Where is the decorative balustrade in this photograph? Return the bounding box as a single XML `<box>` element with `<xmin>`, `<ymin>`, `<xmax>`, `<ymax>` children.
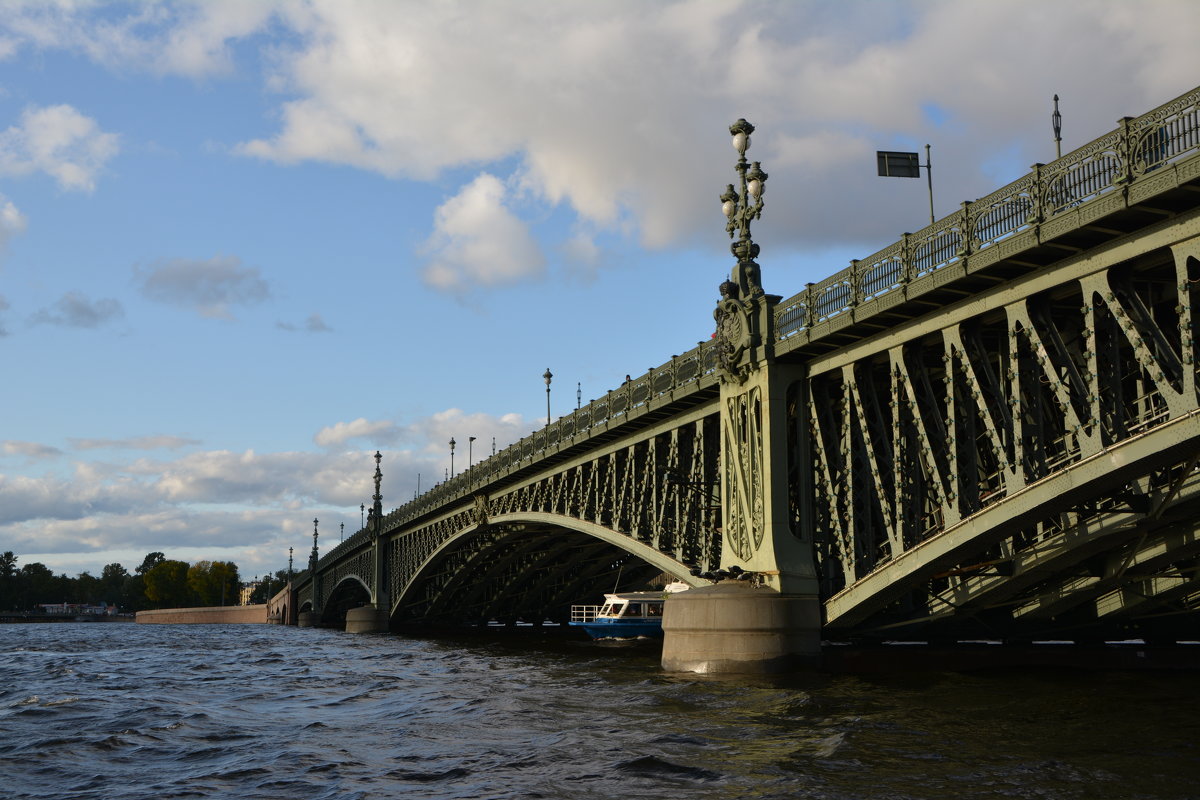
<box><xmin>775</xmin><ymin>85</ymin><xmax>1200</xmax><ymax>341</ymax></box>
<box><xmin>344</xmin><ymin>340</ymin><xmax>722</xmax><ymax>544</ymax></box>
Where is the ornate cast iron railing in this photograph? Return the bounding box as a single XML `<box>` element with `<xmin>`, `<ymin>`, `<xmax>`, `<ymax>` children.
<box><xmin>776</xmin><ymin>85</ymin><xmax>1200</xmax><ymax>340</ymax></box>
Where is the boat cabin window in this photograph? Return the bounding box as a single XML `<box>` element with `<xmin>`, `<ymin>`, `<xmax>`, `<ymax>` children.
<box><xmin>599</xmin><ymin>603</ymin><xmax>615</xmax><ymax>616</ymax></box>
<box><xmin>623</xmin><ymin>603</ymin><xmax>641</xmax><ymax>617</ymax></box>
<box><xmin>647</xmin><ymin>602</ymin><xmax>663</xmax><ymax>617</ymax></box>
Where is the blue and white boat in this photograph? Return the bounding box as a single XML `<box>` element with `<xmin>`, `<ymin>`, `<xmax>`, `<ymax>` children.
<box><xmin>569</xmin><ymin>583</ymin><xmax>689</xmax><ymax>639</ymax></box>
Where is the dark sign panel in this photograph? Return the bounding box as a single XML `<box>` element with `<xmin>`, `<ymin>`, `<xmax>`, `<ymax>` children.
<box><xmin>877</xmin><ymin>151</ymin><xmax>921</xmax><ymax>178</ymax></box>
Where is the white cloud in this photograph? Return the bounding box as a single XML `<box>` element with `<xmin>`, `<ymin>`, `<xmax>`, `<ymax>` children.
<box><xmin>2</xmin><ymin>440</ymin><xmax>63</xmax><ymax>459</ymax></box>
<box><xmin>69</xmin><ymin>435</ymin><xmax>201</xmax><ymax>452</ymax></box>
<box><xmin>314</xmin><ymin>418</ymin><xmax>400</xmax><ymax>448</ymax></box>
<box><xmin>0</xmin><ymin>1</ymin><xmax>275</xmax><ymax>78</ymax></box>
<box><xmin>278</xmin><ymin>311</ymin><xmax>332</xmax><ymax>333</ymax></box>
<box><xmin>421</xmin><ymin>173</ymin><xmax>545</xmax><ymax>292</ymax></box>
<box><xmin>4</xmin><ymin>2</ymin><xmax>1200</xmax><ymax>259</ymax></box>
<box><xmin>0</xmin><ymin>406</ymin><xmax>531</xmax><ymax>575</ymax></box>
<box><xmin>0</xmin><ymin>194</ymin><xmax>28</xmax><ymax>249</ymax></box>
<box><xmin>136</xmin><ymin>255</ymin><xmax>269</xmax><ymax>319</ymax></box>
<box><xmin>30</xmin><ymin>290</ymin><xmax>123</xmax><ymax>328</ymax></box>
<box><xmin>0</xmin><ymin>104</ymin><xmax>119</xmax><ymax>192</ymax></box>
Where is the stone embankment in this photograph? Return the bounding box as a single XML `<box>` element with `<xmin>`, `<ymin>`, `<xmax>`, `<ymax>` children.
<box><xmin>136</xmin><ymin>604</ymin><xmax>268</xmax><ymax>624</ymax></box>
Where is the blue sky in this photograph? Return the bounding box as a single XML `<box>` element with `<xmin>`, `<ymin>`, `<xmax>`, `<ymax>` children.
<box><xmin>2</xmin><ymin>0</ymin><xmax>1199</xmax><ymax>581</ymax></box>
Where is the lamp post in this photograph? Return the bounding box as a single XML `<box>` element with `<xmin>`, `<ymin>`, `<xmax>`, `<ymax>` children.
<box><xmin>721</xmin><ymin>118</ymin><xmax>768</xmax><ymax>298</ymax></box>
<box><xmin>468</xmin><ymin>436</ymin><xmax>476</xmax><ymax>468</ymax></box>
<box><xmin>360</xmin><ymin>503</ymin><xmax>365</xmax><ymax>529</ymax></box>
<box><xmin>340</xmin><ymin>521</ymin><xmax>344</xmax><ymax>543</ymax></box>
<box><xmin>577</xmin><ymin>381</ymin><xmax>581</xmax><ymax>410</ymax></box>
<box><xmin>1052</xmin><ymin>94</ymin><xmax>1062</xmax><ymax>160</ymax></box>
<box><xmin>543</xmin><ymin>368</ymin><xmax>553</xmax><ymax>425</ymax></box>
<box><xmin>449</xmin><ymin>437</ymin><xmax>456</xmax><ymax>477</ymax></box>
<box><xmin>288</xmin><ymin>547</ymin><xmax>293</xmax><ymax>582</ymax></box>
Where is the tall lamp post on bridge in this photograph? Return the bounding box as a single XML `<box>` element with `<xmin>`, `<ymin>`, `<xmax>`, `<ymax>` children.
<box><xmin>1052</xmin><ymin>94</ymin><xmax>1063</xmax><ymax>159</ymax></box>
<box><xmin>288</xmin><ymin>547</ymin><xmax>293</xmax><ymax>582</ymax></box>
<box><xmin>468</xmin><ymin>436</ymin><xmax>476</xmax><ymax>468</ymax></box>
<box><xmin>543</xmin><ymin>368</ymin><xmax>553</xmax><ymax>426</ymax></box>
<box><xmin>360</xmin><ymin>503</ymin><xmax>364</xmax><ymax>530</ymax></box>
<box><xmin>449</xmin><ymin>437</ymin><xmax>456</xmax><ymax>477</ymax></box>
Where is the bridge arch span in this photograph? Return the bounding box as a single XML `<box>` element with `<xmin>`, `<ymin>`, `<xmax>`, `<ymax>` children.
<box><xmin>825</xmin><ymin>410</ymin><xmax>1200</xmax><ymax>640</ymax></box>
<box><xmin>319</xmin><ymin>575</ymin><xmax>373</xmax><ymax>627</ymax></box>
<box><xmin>388</xmin><ymin>511</ymin><xmax>704</xmax><ymax>627</ymax></box>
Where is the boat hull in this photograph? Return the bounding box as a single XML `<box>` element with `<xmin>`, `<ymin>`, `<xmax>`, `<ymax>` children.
<box><xmin>570</xmin><ymin>619</ymin><xmax>663</xmax><ymax>639</ymax></box>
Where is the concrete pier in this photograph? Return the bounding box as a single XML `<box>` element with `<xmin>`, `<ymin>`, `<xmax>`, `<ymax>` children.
<box><xmin>345</xmin><ymin>605</ymin><xmax>389</xmax><ymax>633</ymax></box>
<box><xmin>660</xmin><ymin>581</ymin><xmax>820</xmax><ymax>674</ymax></box>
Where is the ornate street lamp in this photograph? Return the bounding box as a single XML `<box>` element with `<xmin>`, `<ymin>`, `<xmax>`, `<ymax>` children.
<box><xmin>577</xmin><ymin>381</ymin><xmax>581</xmax><ymax>410</ymax></box>
<box><xmin>288</xmin><ymin>547</ymin><xmax>293</xmax><ymax>581</ymax></box>
<box><xmin>1052</xmin><ymin>94</ymin><xmax>1063</xmax><ymax>159</ymax></box>
<box><xmin>468</xmin><ymin>436</ymin><xmax>476</xmax><ymax>468</ymax></box>
<box><xmin>449</xmin><ymin>437</ymin><xmax>456</xmax><ymax>477</ymax></box>
<box><xmin>340</xmin><ymin>521</ymin><xmax>344</xmax><ymax>542</ymax></box>
<box><xmin>543</xmin><ymin>368</ymin><xmax>553</xmax><ymax>426</ymax></box>
<box><xmin>360</xmin><ymin>503</ymin><xmax>365</xmax><ymax>529</ymax></box>
<box><xmin>310</xmin><ymin>517</ymin><xmax>319</xmax><ymax>572</ymax></box>
<box><xmin>721</xmin><ymin>118</ymin><xmax>768</xmax><ymax>299</ymax></box>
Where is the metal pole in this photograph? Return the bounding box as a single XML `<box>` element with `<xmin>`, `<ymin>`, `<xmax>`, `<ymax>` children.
<box><xmin>543</xmin><ymin>368</ymin><xmax>553</xmax><ymax>426</ymax></box>
<box><xmin>449</xmin><ymin>437</ymin><xmax>456</xmax><ymax>477</ymax></box>
<box><xmin>925</xmin><ymin>143</ymin><xmax>934</xmax><ymax>225</ymax></box>
<box><xmin>469</xmin><ymin>436</ymin><xmax>476</xmax><ymax>468</ymax></box>
<box><xmin>1052</xmin><ymin>94</ymin><xmax>1062</xmax><ymax>160</ymax></box>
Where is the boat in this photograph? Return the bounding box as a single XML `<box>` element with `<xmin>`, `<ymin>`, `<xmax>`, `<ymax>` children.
<box><xmin>569</xmin><ymin>582</ymin><xmax>689</xmax><ymax>639</ymax></box>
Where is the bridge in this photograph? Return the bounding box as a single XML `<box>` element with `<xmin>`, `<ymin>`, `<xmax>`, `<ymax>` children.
<box><xmin>285</xmin><ymin>84</ymin><xmax>1200</xmax><ymax>671</ymax></box>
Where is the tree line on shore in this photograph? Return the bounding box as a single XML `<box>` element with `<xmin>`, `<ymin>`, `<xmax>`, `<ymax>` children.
<box><xmin>0</xmin><ymin>551</ymin><xmax>290</xmax><ymax>613</ymax></box>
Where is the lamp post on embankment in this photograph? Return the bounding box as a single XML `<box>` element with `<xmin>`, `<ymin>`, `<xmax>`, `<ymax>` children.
<box><xmin>660</xmin><ymin>118</ymin><xmax>821</xmax><ymax>675</ymax></box>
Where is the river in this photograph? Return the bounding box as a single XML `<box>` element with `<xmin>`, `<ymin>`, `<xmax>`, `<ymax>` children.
<box><xmin>1</xmin><ymin>623</ymin><xmax>1197</xmax><ymax>799</ymax></box>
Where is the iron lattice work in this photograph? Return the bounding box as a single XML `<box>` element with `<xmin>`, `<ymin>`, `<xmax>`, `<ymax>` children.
<box><xmin>807</xmin><ymin>231</ymin><xmax>1200</xmax><ymax>641</ymax></box>
<box><xmin>381</xmin><ymin>415</ymin><xmax>721</xmax><ymax>624</ymax></box>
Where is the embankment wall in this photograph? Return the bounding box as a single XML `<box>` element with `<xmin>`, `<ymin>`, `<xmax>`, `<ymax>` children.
<box><xmin>136</xmin><ymin>604</ymin><xmax>268</xmax><ymax>624</ymax></box>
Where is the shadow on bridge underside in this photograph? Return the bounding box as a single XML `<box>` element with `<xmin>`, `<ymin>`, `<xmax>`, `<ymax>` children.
<box><xmin>388</xmin><ymin>519</ymin><xmax>686</xmax><ymax>629</ymax></box>
<box><xmin>825</xmin><ymin>411</ymin><xmax>1200</xmax><ymax>643</ymax></box>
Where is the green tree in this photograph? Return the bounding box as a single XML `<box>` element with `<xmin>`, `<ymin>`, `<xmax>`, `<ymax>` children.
<box><xmin>143</xmin><ymin>560</ymin><xmax>191</xmax><ymax>608</ymax></box>
<box><xmin>0</xmin><ymin>551</ymin><xmax>17</xmax><ymax>610</ymax></box>
<box><xmin>17</xmin><ymin>562</ymin><xmax>54</xmax><ymax>609</ymax></box>
<box><xmin>136</xmin><ymin>552</ymin><xmax>166</xmax><ymax>575</ymax></box>
<box><xmin>74</xmin><ymin>571</ymin><xmax>100</xmax><ymax>604</ymax></box>
<box><xmin>100</xmin><ymin>563</ymin><xmax>129</xmax><ymax>606</ymax></box>
<box><xmin>187</xmin><ymin>560</ymin><xmax>240</xmax><ymax>606</ymax></box>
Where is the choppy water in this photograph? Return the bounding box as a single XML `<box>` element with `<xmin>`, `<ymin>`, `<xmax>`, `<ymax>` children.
<box><xmin>1</xmin><ymin>623</ymin><xmax>1198</xmax><ymax>800</ymax></box>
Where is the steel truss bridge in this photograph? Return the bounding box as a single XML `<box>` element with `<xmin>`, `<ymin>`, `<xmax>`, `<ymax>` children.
<box><xmin>291</xmin><ymin>85</ymin><xmax>1200</xmax><ymax>644</ymax></box>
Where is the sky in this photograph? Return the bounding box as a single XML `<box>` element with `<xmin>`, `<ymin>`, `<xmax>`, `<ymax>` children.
<box><xmin>2</xmin><ymin>0</ymin><xmax>1199</xmax><ymax>582</ymax></box>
